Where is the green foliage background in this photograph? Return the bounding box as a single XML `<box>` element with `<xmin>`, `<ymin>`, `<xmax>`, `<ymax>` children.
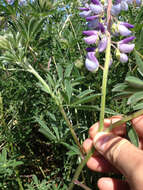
<box><xmin>0</xmin><ymin>0</ymin><xmax>143</xmax><ymax>189</ymax></box>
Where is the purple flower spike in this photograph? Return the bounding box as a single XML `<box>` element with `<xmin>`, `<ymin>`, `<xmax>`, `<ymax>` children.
<box><xmin>119</xmin><ymin>43</ymin><xmax>135</xmax><ymax>53</ymax></box>
<box><xmin>119</xmin><ymin>36</ymin><xmax>136</xmax><ymax>44</ymax></box>
<box><xmin>90</xmin><ymin>4</ymin><xmax>103</xmax><ymax>14</ymax></box>
<box><xmin>84</xmin><ymin>34</ymin><xmax>98</xmax><ymax>44</ymax></box>
<box><xmin>91</xmin><ymin>0</ymin><xmax>100</xmax><ymax>5</ymax></box>
<box><xmin>98</xmin><ymin>36</ymin><xmax>107</xmax><ymax>52</ymax></box>
<box><xmin>120</xmin><ymin>22</ymin><xmax>134</xmax><ymax>28</ymax></box>
<box><xmin>86</xmin><ymin>15</ymin><xmax>99</xmax><ymax>21</ymax></box>
<box><xmin>120</xmin><ymin>53</ymin><xmax>128</xmax><ymax>63</ymax></box>
<box><xmin>85</xmin><ymin>52</ymin><xmax>99</xmax><ymax>72</ymax></box>
<box><xmin>118</xmin><ymin>24</ymin><xmax>132</xmax><ymax>36</ymax></box>
<box><xmin>83</xmin><ymin>30</ymin><xmax>98</xmax><ymax>36</ymax></box>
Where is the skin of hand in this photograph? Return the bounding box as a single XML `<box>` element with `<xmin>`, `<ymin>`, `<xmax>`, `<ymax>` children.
<box><xmin>83</xmin><ymin>115</ymin><xmax>143</xmax><ymax>190</ymax></box>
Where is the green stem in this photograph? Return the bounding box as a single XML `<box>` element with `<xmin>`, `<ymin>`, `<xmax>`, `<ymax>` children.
<box><xmin>99</xmin><ymin>32</ymin><xmax>111</xmax><ymax>131</ymax></box>
<box><xmin>68</xmin><ymin>148</ymin><xmax>94</xmax><ymax>190</ymax></box>
<box><xmin>28</xmin><ymin>64</ymin><xmax>84</xmax><ymax>155</ymax></box>
<box><xmin>15</xmin><ymin>170</ymin><xmax>24</xmax><ymax>190</ymax></box>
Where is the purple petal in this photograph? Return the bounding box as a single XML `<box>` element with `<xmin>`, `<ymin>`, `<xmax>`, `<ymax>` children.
<box><xmin>119</xmin><ymin>36</ymin><xmax>136</xmax><ymax>44</ymax></box>
<box><xmin>119</xmin><ymin>44</ymin><xmax>135</xmax><ymax>53</ymax></box>
<box><xmin>111</xmin><ymin>4</ymin><xmax>121</xmax><ymax>16</ymax></box>
<box><xmin>91</xmin><ymin>0</ymin><xmax>100</xmax><ymax>5</ymax></box>
<box><xmin>86</xmin><ymin>47</ymin><xmax>96</xmax><ymax>52</ymax></box>
<box><xmin>120</xmin><ymin>53</ymin><xmax>128</xmax><ymax>63</ymax></box>
<box><xmin>84</xmin><ymin>35</ymin><xmax>98</xmax><ymax>44</ymax></box>
<box><xmin>83</xmin><ymin>30</ymin><xmax>98</xmax><ymax>36</ymax></box>
<box><xmin>120</xmin><ymin>22</ymin><xmax>134</xmax><ymax>28</ymax></box>
<box><xmin>98</xmin><ymin>23</ymin><xmax>105</xmax><ymax>33</ymax></box>
<box><xmin>98</xmin><ymin>36</ymin><xmax>107</xmax><ymax>52</ymax></box>
<box><xmin>86</xmin><ymin>15</ymin><xmax>99</xmax><ymax>21</ymax></box>
<box><xmin>118</xmin><ymin>24</ymin><xmax>132</xmax><ymax>36</ymax></box>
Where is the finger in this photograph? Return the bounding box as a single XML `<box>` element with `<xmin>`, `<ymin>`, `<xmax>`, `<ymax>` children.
<box><xmin>93</xmin><ymin>132</ymin><xmax>143</xmax><ymax>187</ymax></box>
<box><xmin>97</xmin><ymin>178</ymin><xmax>130</xmax><ymax>190</ymax></box>
<box><xmin>132</xmin><ymin>115</ymin><xmax>143</xmax><ymax>137</ymax></box>
<box><xmin>86</xmin><ymin>153</ymin><xmax>117</xmax><ymax>173</ymax></box>
<box><xmin>89</xmin><ymin>116</ymin><xmax>126</xmax><ymax>139</ymax></box>
<box><xmin>83</xmin><ymin>138</ymin><xmax>118</xmax><ymax>173</ymax></box>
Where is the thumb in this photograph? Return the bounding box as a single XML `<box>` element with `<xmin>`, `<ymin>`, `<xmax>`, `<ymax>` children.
<box><xmin>93</xmin><ymin>132</ymin><xmax>143</xmax><ymax>186</ymax></box>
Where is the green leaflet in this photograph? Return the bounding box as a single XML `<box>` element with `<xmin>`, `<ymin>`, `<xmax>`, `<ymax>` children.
<box><xmin>135</xmin><ymin>51</ymin><xmax>143</xmax><ymax>74</ymax></box>
<box><xmin>125</xmin><ymin>76</ymin><xmax>143</xmax><ymax>89</ymax></box>
<box><xmin>127</xmin><ymin>122</ymin><xmax>139</xmax><ymax>147</ymax></box>
<box><xmin>127</xmin><ymin>91</ymin><xmax>143</xmax><ymax>105</ymax></box>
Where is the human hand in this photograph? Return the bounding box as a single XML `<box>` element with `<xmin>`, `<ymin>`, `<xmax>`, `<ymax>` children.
<box><xmin>83</xmin><ymin>115</ymin><xmax>143</xmax><ymax>190</ymax></box>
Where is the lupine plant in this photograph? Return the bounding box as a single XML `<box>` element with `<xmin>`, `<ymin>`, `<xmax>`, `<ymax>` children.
<box><xmin>0</xmin><ymin>0</ymin><xmax>143</xmax><ymax>189</ymax></box>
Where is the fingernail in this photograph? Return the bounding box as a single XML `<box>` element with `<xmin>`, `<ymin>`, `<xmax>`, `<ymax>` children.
<box><xmin>93</xmin><ymin>132</ymin><xmax>113</xmax><ymax>154</ymax></box>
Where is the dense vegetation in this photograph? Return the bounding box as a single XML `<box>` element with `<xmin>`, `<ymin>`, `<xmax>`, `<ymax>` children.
<box><xmin>0</xmin><ymin>0</ymin><xmax>143</xmax><ymax>189</ymax></box>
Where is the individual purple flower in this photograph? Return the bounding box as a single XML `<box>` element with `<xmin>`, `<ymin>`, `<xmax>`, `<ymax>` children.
<box><xmin>6</xmin><ymin>0</ymin><xmax>14</xmax><ymax>4</ymax></box>
<box><xmin>136</xmin><ymin>0</ymin><xmax>142</xmax><ymax>6</ymax></box>
<box><xmin>90</xmin><ymin>4</ymin><xmax>103</xmax><ymax>14</ymax></box>
<box><xmin>120</xmin><ymin>53</ymin><xmax>128</xmax><ymax>63</ymax></box>
<box><xmin>85</xmin><ymin>52</ymin><xmax>99</xmax><ymax>72</ymax></box>
<box><xmin>125</xmin><ymin>0</ymin><xmax>133</xmax><ymax>4</ymax></box>
<box><xmin>118</xmin><ymin>43</ymin><xmax>135</xmax><ymax>53</ymax></box>
<box><xmin>119</xmin><ymin>36</ymin><xmax>135</xmax><ymax>44</ymax></box>
<box><xmin>84</xmin><ymin>34</ymin><xmax>99</xmax><ymax>44</ymax></box>
<box><xmin>118</xmin><ymin>24</ymin><xmax>132</xmax><ymax>36</ymax></box>
<box><xmin>98</xmin><ymin>36</ymin><xmax>107</xmax><ymax>52</ymax></box>
<box><xmin>111</xmin><ymin>4</ymin><xmax>121</xmax><ymax>16</ymax></box>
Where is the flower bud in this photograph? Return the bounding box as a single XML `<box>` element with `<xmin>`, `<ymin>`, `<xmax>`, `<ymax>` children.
<box><xmin>119</xmin><ymin>36</ymin><xmax>135</xmax><ymax>44</ymax></box>
<box><xmin>120</xmin><ymin>53</ymin><xmax>128</xmax><ymax>63</ymax></box>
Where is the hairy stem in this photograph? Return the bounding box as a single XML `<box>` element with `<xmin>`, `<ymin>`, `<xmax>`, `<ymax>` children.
<box><xmin>99</xmin><ymin>32</ymin><xmax>111</xmax><ymax>131</ymax></box>
<box><xmin>99</xmin><ymin>0</ymin><xmax>112</xmax><ymax>131</ymax></box>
